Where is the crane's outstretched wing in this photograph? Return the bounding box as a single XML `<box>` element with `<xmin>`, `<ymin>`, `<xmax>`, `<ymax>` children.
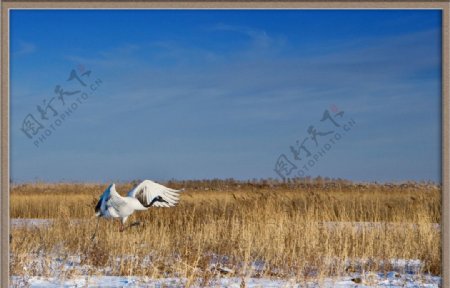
<box><xmin>95</xmin><ymin>183</ymin><xmax>127</xmax><ymax>217</ymax></box>
<box><xmin>127</xmin><ymin>180</ymin><xmax>182</xmax><ymax>208</ymax></box>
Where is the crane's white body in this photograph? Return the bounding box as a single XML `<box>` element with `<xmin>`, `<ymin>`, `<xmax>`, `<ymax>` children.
<box><xmin>95</xmin><ymin>180</ymin><xmax>182</xmax><ymax>230</ymax></box>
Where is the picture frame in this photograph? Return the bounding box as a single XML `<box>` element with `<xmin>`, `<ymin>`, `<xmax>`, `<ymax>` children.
<box><xmin>1</xmin><ymin>1</ymin><xmax>449</xmax><ymax>287</ymax></box>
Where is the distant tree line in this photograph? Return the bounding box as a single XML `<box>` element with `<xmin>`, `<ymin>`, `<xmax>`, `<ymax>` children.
<box><xmin>127</xmin><ymin>177</ymin><xmax>440</xmax><ymax>192</ymax></box>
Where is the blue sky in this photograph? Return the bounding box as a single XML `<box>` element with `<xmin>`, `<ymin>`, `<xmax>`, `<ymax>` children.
<box><xmin>10</xmin><ymin>10</ymin><xmax>442</xmax><ymax>183</ymax></box>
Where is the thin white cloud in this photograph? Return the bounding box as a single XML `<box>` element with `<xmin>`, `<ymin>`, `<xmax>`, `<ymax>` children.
<box><xmin>212</xmin><ymin>23</ymin><xmax>272</xmax><ymax>47</ymax></box>
<box><xmin>59</xmin><ymin>26</ymin><xmax>439</xmax><ymax>126</ymax></box>
<box><xmin>209</xmin><ymin>23</ymin><xmax>288</xmax><ymax>53</ymax></box>
<box><xmin>13</xmin><ymin>41</ymin><xmax>36</xmax><ymax>56</ymax></box>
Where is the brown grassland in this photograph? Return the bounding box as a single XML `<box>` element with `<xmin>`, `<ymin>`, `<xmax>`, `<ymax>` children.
<box><xmin>10</xmin><ymin>179</ymin><xmax>441</xmax><ymax>284</ymax></box>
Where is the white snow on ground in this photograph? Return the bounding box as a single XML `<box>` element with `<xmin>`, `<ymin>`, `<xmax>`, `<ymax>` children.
<box><xmin>10</xmin><ymin>273</ymin><xmax>441</xmax><ymax>287</ymax></box>
<box><xmin>10</xmin><ymin>250</ymin><xmax>441</xmax><ymax>287</ymax></box>
<box><xmin>11</xmin><ymin>219</ymin><xmax>441</xmax><ymax>231</ymax></box>
<box><xmin>11</xmin><ymin>219</ymin><xmax>441</xmax><ymax>287</ymax></box>
<box><xmin>11</xmin><ymin>218</ymin><xmax>53</xmax><ymax>228</ymax></box>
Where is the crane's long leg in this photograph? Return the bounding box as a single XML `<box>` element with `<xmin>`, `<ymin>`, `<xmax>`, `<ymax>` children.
<box><xmin>128</xmin><ymin>221</ymin><xmax>141</xmax><ymax>231</ymax></box>
<box><xmin>91</xmin><ymin>217</ymin><xmax>100</xmax><ymax>241</ymax></box>
<box><xmin>130</xmin><ymin>221</ymin><xmax>141</xmax><ymax>227</ymax></box>
<box><xmin>120</xmin><ymin>221</ymin><xmax>141</xmax><ymax>232</ymax></box>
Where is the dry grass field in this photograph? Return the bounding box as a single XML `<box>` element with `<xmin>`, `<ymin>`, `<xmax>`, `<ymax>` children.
<box><xmin>10</xmin><ymin>179</ymin><xmax>441</xmax><ymax>286</ymax></box>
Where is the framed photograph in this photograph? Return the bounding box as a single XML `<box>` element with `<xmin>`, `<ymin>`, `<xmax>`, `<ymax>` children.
<box><xmin>1</xmin><ymin>1</ymin><xmax>449</xmax><ymax>287</ymax></box>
